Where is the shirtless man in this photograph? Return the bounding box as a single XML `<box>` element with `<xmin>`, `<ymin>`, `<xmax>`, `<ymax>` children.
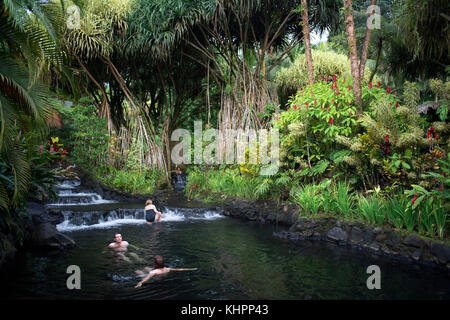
<box><xmin>135</xmin><ymin>255</ymin><xmax>197</xmax><ymax>288</ymax></box>
<box><xmin>108</xmin><ymin>233</ymin><xmax>129</xmax><ymax>251</ymax></box>
<box><xmin>108</xmin><ymin>234</ymin><xmax>143</xmax><ymax>263</ymax></box>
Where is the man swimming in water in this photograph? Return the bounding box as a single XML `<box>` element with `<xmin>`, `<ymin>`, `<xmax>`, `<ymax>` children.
<box><xmin>135</xmin><ymin>255</ymin><xmax>197</xmax><ymax>288</ymax></box>
<box><xmin>107</xmin><ymin>233</ymin><xmax>143</xmax><ymax>263</ymax></box>
<box><xmin>144</xmin><ymin>200</ymin><xmax>162</xmax><ymax>224</ymax></box>
<box><xmin>108</xmin><ymin>233</ymin><xmax>129</xmax><ymax>250</ymax></box>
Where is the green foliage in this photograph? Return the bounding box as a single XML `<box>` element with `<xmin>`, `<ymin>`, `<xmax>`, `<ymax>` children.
<box><xmin>335</xmin><ymin>81</ymin><xmax>441</xmax><ymax>189</ymax></box>
<box><xmin>57</xmin><ymin>102</ymin><xmax>110</xmax><ymax>172</ymax></box>
<box><xmin>292</xmin><ymin>184</ymin><xmax>325</xmax><ymax>216</ymax></box>
<box><xmin>273</xmin><ymin>74</ymin><xmax>392</xmax><ymax>183</ymax></box>
<box><xmin>275</xmin><ymin>49</ymin><xmax>379</xmax><ymax>102</ymax></box>
<box><xmin>98</xmin><ymin>168</ymin><xmax>165</xmax><ymax>195</ymax></box>
<box><xmin>185</xmin><ymin>166</ymin><xmax>279</xmax><ymax>201</ymax></box>
<box><xmin>357</xmin><ymin>195</ymin><xmax>385</xmax><ymax>226</ymax></box>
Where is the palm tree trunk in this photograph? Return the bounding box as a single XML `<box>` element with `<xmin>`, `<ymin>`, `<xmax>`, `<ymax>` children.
<box><xmin>359</xmin><ymin>0</ymin><xmax>377</xmax><ymax>79</ymax></box>
<box><xmin>301</xmin><ymin>0</ymin><xmax>314</xmax><ymax>85</ymax></box>
<box><xmin>343</xmin><ymin>0</ymin><xmax>363</xmax><ymax>113</ymax></box>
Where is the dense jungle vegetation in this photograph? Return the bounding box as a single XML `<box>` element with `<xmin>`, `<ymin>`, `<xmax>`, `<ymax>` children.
<box><xmin>0</xmin><ymin>0</ymin><xmax>448</xmax><ymax>260</ymax></box>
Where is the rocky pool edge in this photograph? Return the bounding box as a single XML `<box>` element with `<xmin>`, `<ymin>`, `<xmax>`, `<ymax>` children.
<box><xmin>215</xmin><ymin>198</ymin><xmax>450</xmax><ymax>272</ymax></box>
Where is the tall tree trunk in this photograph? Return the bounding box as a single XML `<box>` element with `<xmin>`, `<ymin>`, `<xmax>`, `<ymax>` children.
<box><xmin>343</xmin><ymin>0</ymin><xmax>363</xmax><ymax>113</ymax></box>
<box><xmin>359</xmin><ymin>0</ymin><xmax>377</xmax><ymax>79</ymax></box>
<box><xmin>301</xmin><ymin>0</ymin><xmax>314</xmax><ymax>85</ymax></box>
<box><xmin>369</xmin><ymin>37</ymin><xmax>383</xmax><ymax>83</ymax></box>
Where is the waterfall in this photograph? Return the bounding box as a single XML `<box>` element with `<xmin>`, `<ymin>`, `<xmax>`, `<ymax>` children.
<box><xmin>52</xmin><ymin>179</ymin><xmax>224</xmax><ymax>232</ymax></box>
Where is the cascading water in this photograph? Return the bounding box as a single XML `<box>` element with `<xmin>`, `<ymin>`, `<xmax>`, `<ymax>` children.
<box><xmin>48</xmin><ymin>180</ymin><xmax>117</xmax><ymax>206</ymax></box>
<box><xmin>51</xmin><ymin>179</ymin><xmax>224</xmax><ymax>232</ymax></box>
<box><xmin>171</xmin><ymin>173</ymin><xmax>187</xmax><ymax>192</ymax></box>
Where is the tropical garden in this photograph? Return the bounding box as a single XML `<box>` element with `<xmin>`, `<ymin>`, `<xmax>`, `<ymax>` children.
<box><xmin>0</xmin><ymin>0</ymin><xmax>449</xmax><ymax>262</ymax></box>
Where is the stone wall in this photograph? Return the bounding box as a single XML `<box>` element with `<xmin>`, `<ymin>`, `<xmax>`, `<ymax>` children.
<box><xmin>217</xmin><ymin>198</ymin><xmax>450</xmax><ymax>271</ymax></box>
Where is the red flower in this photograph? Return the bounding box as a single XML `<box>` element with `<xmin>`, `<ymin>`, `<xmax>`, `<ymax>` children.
<box><xmin>343</xmin><ymin>78</ymin><xmax>346</xmax><ymax>84</ymax></box>
<box><xmin>310</xmin><ymin>90</ymin><xmax>313</xmax><ymax>97</ymax></box>
<box><xmin>328</xmin><ymin>117</ymin><xmax>334</xmax><ymax>125</ymax></box>
<box><xmin>325</xmin><ymin>76</ymin><xmax>328</xmax><ymax>82</ymax></box>
<box><xmin>395</xmin><ymin>101</ymin><xmax>399</xmax><ymax>108</ymax></box>
<box><xmin>319</xmin><ymin>75</ymin><xmax>322</xmax><ymax>81</ymax></box>
<box><xmin>376</xmin><ymin>82</ymin><xmax>381</xmax><ymax>88</ymax></box>
<box><xmin>326</xmin><ymin>106</ymin><xmax>330</xmax><ymax>112</ymax></box>
<box><xmin>275</xmin><ymin>116</ymin><xmax>278</xmax><ymax>120</ymax></box>
<box><xmin>333</xmin><ymin>74</ymin><xmax>337</xmax><ymax>82</ymax></box>
<box><xmin>411</xmin><ymin>193</ymin><xmax>418</xmax><ymax>205</ymax></box>
<box><xmin>386</xmin><ymin>86</ymin><xmax>391</xmax><ymax>94</ymax></box>
<box><xmin>368</xmin><ymin>82</ymin><xmax>373</xmax><ymax>89</ymax></box>
<box><xmin>384</xmin><ymin>135</ymin><xmax>389</xmax><ymax>142</ymax></box>
<box><xmin>335</xmin><ymin>89</ymin><xmax>340</xmax><ymax>95</ymax></box>
<box><xmin>427</xmin><ymin>127</ymin><xmax>435</xmax><ymax>139</ymax></box>
<box><xmin>331</xmin><ymin>99</ymin><xmax>335</xmax><ymax>104</ymax></box>
<box><xmin>293</xmin><ymin>105</ymin><xmax>297</xmax><ymax>111</ymax></box>
<box><xmin>348</xmin><ymin>85</ymin><xmax>351</xmax><ymax>91</ymax></box>
<box><xmin>314</xmin><ymin>99</ymin><xmax>317</xmax><ymax>105</ymax></box>
<box><xmin>440</xmin><ymin>186</ymin><xmax>443</xmax><ymax>192</ymax></box>
<box><xmin>435</xmin><ymin>133</ymin><xmax>439</xmax><ymax>139</ymax></box>
<box><xmin>38</xmin><ymin>145</ymin><xmax>43</xmax><ymax>153</ymax></box>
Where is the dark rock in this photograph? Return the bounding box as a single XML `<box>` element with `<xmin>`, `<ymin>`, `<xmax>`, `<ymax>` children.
<box><xmin>430</xmin><ymin>243</ymin><xmax>450</xmax><ymax>264</ymax></box>
<box><xmin>27</xmin><ymin>202</ymin><xmax>64</xmax><ymax>226</ymax></box>
<box><xmin>0</xmin><ymin>235</ymin><xmax>17</xmax><ymax>271</ymax></box>
<box><xmin>375</xmin><ymin>234</ymin><xmax>387</xmax><ymax>242</ymax></box>
<box><xmin>373</xmin><ymin>227</ymin><xmax>383</xmax><ymax>234</ymax></box>
<box><xmin>350</xmin><ymin>227</ymin><xmax>364</xmax><ymax>244</ymax></box>
<box><xmin>327</xmin><ymin>227</ymin><xmax>348</xmax><ymax>242</ymax></box>
<box><xmin>31</xmin><ymin>223</ymin><xmax>76</xmax><ymax>251</ymax></box>
<box><xmin>403</xmin><ymin>235</ymin><xmax>423</xmax><ymax>248</ymax></box>
<box><xmin>411</xmin><ymin>250</ymin><xmax>421</xmax><ymax>261</ymax></box>
<box><xmin>363</xmin><ymin>229</ymin><xmax>374</xmax><ymax>243</ymax></box>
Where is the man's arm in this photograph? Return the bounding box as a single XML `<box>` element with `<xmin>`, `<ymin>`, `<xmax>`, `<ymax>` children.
<box><xmin>169</xmin><ymin>268</ymin><xmax>198</xmax><ymax>271</ymax></box>
<box><xmin>128</xmin><ymin>244</ymin><xmax>141</xmax><ymax>251</ymax></box>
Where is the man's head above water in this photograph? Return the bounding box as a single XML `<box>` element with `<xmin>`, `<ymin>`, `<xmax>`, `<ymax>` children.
<box><xmin>114</xmin><ymin>233</ymin><xmax>123</xmax><ymax>243</ymax></box>
<box><xmin>108</xmin><ymin>234</ymin><xmax>129</xmax><ymax>249</ymax></box>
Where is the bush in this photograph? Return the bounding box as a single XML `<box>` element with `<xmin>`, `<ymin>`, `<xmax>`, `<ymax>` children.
<box><xmin>275</xmin><ymin>49</ymin><xmax>379</xmax><ymax>103</ymax></box>
<box><xmin>56</xmin><ymin>102</ymin><xmax>110</xmax><ymax>172</ymax></box>
<box><xmin>272</xmin><ymin>74</ymin><xmax>393</xmax><ymax>180</ymax></box>
<box><xmin>98</xmin><ymin>168</ymin><xmax>166</xmax><ymax>195</ymax></box>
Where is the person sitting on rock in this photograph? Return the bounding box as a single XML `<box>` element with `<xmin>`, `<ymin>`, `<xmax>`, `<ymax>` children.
<box><xmin>144</xmin><ymin>200</ymin><xmax>162</xmax><ymax>224</ymax></box>
<box><xmin>135</xmin><ymin>255</ymin><xmax>197</xmax><ymax>288</ymax></box>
